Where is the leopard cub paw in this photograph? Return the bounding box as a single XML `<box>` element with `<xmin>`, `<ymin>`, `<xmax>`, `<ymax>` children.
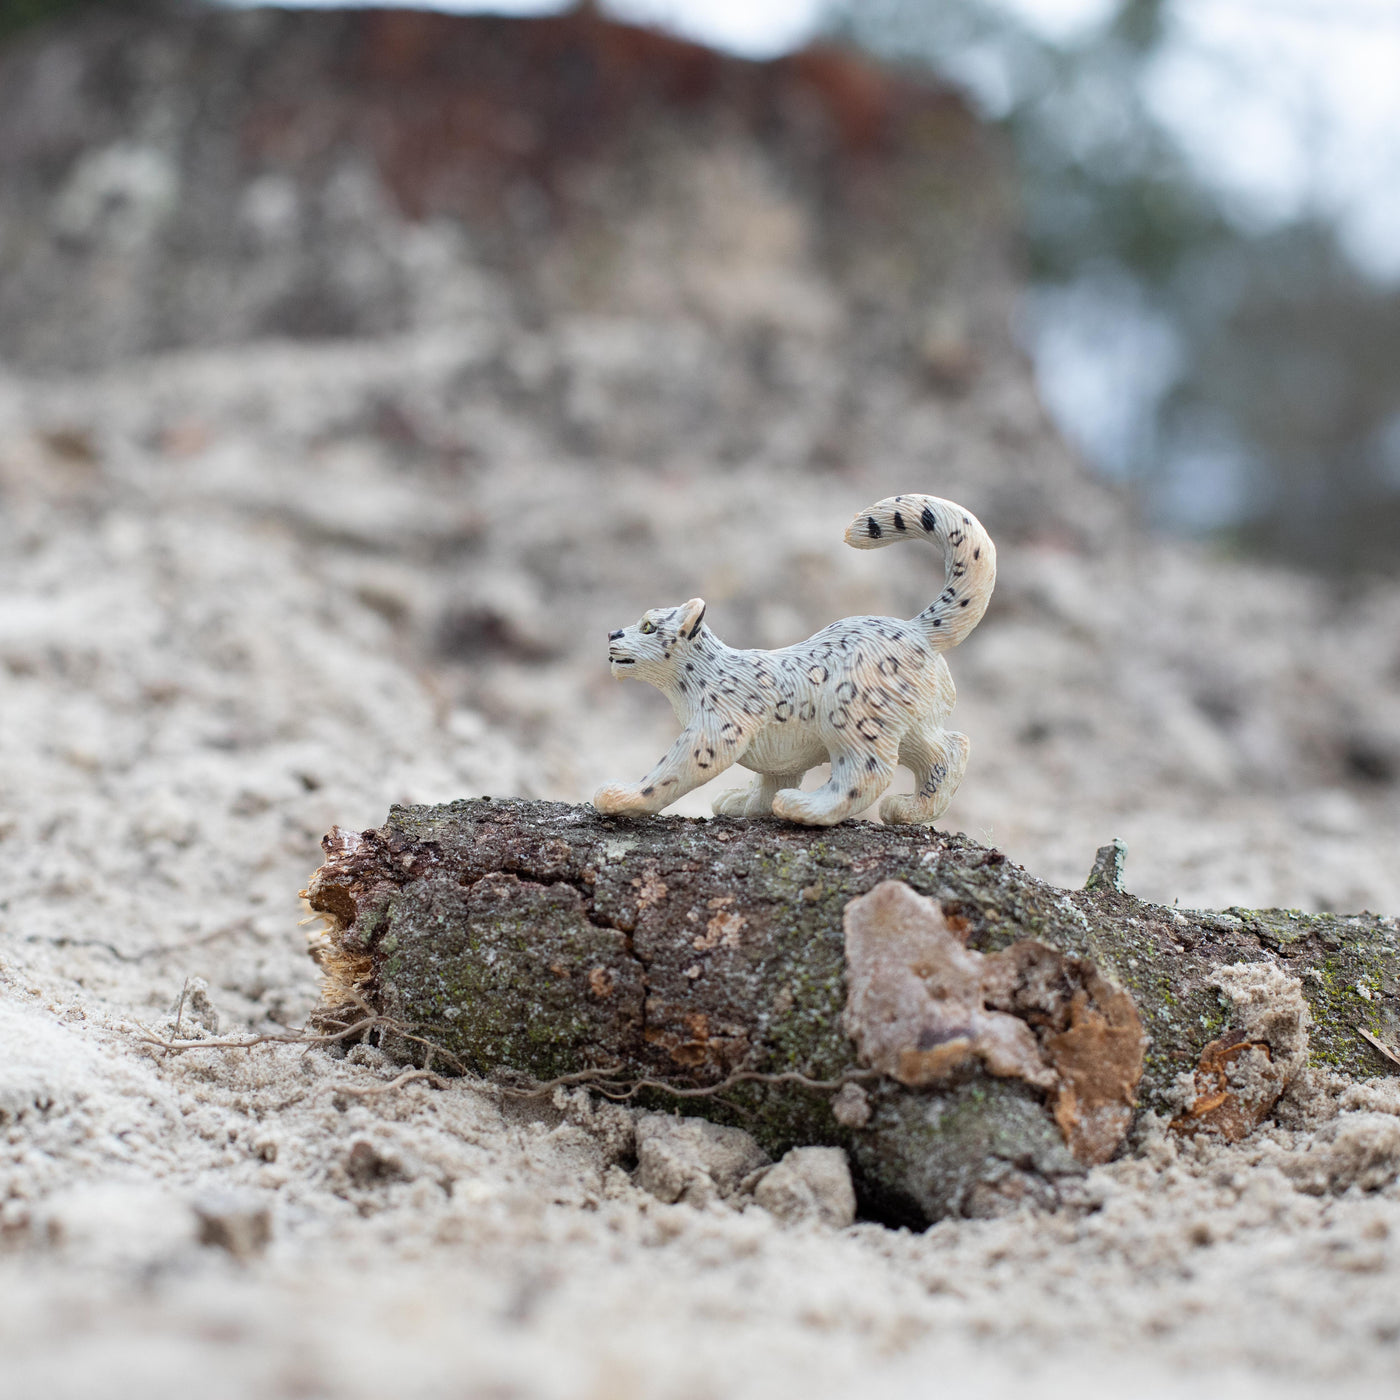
<box><xmin>592</xmin><ymin>783</ymin><xmax>651</xmax><ymax>815</ymax></box>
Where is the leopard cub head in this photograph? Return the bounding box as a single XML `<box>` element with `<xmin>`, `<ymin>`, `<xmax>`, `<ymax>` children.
<box><xmin>607</xmin><ymin>597</ymin><xmax>707</xmax><ymax>684</ymax></box>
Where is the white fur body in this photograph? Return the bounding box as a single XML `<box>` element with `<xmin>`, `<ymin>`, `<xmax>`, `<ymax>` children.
<box><xmin>593</xmin><ymin>494</ymin><xmax>995</xmax><ymax>826</ymax></box>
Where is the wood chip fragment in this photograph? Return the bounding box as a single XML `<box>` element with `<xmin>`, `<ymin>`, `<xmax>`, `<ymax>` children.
<box><xmin>842</xmin><ymin>881</ymin><xmax>1145</xmax><ymax>1165</ymax></box>
<box><xmin>1358</xmin><ymin>1028</ymin><xmax>1400</xmax><ymax>1070</ymax></box>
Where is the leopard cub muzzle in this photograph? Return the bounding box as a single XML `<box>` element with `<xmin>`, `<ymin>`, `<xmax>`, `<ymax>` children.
<box><xmin>607</xmin><ymin>629</ymin><xmax>636</xmax><ymax>668</ymax></box>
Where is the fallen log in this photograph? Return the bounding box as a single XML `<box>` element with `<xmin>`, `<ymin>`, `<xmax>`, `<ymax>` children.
<box><xmin>304</xmin><ymin>798</ymin><xmax>1400</xmax><ymax>1224</ymax></box>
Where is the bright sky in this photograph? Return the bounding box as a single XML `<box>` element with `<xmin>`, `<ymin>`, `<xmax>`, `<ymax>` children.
<box><xmin>215</xmin><ymin>0</ymin><xmax>1120</xmax><ymax>60</ymax></box>
<box><xmin>1147</xmin><ymin>0</ymin><xmax>1400</xmax><ymax>280</ymax></box>
<box><xmin>216</xmin><ymin>0</ymin><xmax>824</xmax><ymax>58</ymax></box>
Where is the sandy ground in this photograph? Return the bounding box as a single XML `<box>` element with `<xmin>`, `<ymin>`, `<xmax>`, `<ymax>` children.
<box><xmin>4</xmin><ymin>330</ymin><xmax>1400</xmax><ymax>1398</ymax></box>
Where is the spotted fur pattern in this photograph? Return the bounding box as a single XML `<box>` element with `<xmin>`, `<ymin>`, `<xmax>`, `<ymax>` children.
<box><xmin>593</xmin><ymin>494</ymin><xmax>996</xmax><ymax>826</ymax></box>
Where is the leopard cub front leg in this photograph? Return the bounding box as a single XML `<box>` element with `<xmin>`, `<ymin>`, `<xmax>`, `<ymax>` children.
<box><xmin>593</xmin><ymin>724</ymin><xmax>738</xmax><ymax>816</ymax></box>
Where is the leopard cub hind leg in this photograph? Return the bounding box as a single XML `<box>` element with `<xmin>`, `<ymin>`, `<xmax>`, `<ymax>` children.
<box><xmin>879</xmin><ymin>728</ymin><xmax>970</xmax><ymax>826</ymax></box>
<box><xmin>770</xmin><ymin>743</ymin><xmax>898</xmax><ymax>827</ymax></box>
<box><xmin>712</xmin><ymin>770</ymin><xmax>810</xmax><ymax>818</ymax></box>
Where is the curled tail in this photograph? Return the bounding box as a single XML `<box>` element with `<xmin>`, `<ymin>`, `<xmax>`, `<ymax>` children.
<box><xmin>843</xmin><ymin>494</ymin><xmax>996</xmax><ymax>650</ymax></box>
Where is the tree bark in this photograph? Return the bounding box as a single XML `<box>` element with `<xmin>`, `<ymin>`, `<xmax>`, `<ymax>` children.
<box><xmin>304</xmin><ymin>798</ymin><xmax>1400</xmax><ymax>1225</ymax></box>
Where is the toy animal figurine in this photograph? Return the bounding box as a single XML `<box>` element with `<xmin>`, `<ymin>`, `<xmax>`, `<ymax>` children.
<box><xmin>592</xmin><ymin>494</ymin><xmax>995</xmax><ymax>827</ymax></box>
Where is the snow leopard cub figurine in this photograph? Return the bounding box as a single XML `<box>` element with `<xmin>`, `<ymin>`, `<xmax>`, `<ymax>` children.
<box><xmin>593</xmin><ymin>494</ymin><xmax>995</xmax><ymax>827</ymax></box>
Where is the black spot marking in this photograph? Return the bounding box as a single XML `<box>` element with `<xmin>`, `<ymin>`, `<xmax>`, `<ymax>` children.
<box><xmin>947</xmin><ymin>529</ymin><xmax>964</xmax><ymax>546</ymax></box>
<box><xmin>836</xmin><ymin>680</ymin><xmax>857</xmax><ymax>702</ymax></box>
<box><xmin>641</xmin><ymin>786</ymin><xmax>654</xmax><ymax>796</ymax></box>
<box><xmin>685</xmin><ymin>662</ymin><xmax>695</xmax><ymax>672</ymax></box>
<box><xmin>921</xmin><ymin>506</ymin><xmax>937</xmax><ymax>532</ymax></box>
<box><xmin>867</xmin><ymin>516</ymin><xmax>882</xmax><ymax>539</ymax></box>
<box><xmin>893</xmin><ymin>511</ymin><xmax>906</xmax><ymax>532</ymax></box>
<box><xmin>931</xmin><ymin>618</ymin><xmax>942</xmax><ymax>628</ymax></box>
<box><xmin>879</xmin><ymin>656</ymin><xmax>900</xmax><ymax>676</ymax></box>
<box><xmin>848</xmin><ymin>787</ymin><xmax>860</xmax><ymax>799</ymax></box>
<box><xmin>1346</xmin><ymin>740</ymin><xmax>1395</xmax><ymax>783</ymax></box>
<box><xmin>865</xmin><ymin>755</ymin><xmax>880</xmax><ymax>771</ymax></box>
<box><xmin>830</xmin><ymin>707</ymin><xmax>849</xmax><ymax>729</ymax></box>
<box><xmin>807</xmin><ymin>664</ymin><xmax>828</xmax><ymax>684</ymax></box>
<box><xmin>720</xmin><ymin>721</ymin><xmax>742</xmax><ymax>741</ymax></box>
<box><xmin>960</xmin><ymin>598</ymin><xmax>970</xmax><ymax>607</ymax></box>
<box><xmin>856</xmin><ymin>717</ymin><xmax>882</xmax><ymax>741</ymax></box>
<box><xmin>973</xmin><ymin>548</ymin><xmax>980</xmax><ymax>560</ymax></box>
<box><xmin>686</xmin><ymin>605</ymin><xmax>706</xmax><ymax>640</ymax></box>
<box><xmin>774</xmin><ymin>700</ymin><xmax>793</xmax><ymax>722</ymax></box>
<box><xmin>799</xmin><ymin>699</ymin><xmax>816</xmax><ymax>721</ymax></box>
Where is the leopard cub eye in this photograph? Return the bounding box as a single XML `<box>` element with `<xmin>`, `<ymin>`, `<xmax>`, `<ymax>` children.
<box><xmin>639</xmin><ymin>619</ymin><xmax>656</xmax><ymax>634</ymax></box>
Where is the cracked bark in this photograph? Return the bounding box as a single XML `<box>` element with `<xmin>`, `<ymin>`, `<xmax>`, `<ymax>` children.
<box><xmin>305</xmin><ymin>798</ymin><xmax>1400</xmax><ymax>1225</ymax></box>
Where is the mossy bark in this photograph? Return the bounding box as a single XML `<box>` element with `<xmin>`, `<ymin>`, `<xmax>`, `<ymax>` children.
<box><xmin>305</xmin><ymin>798</ymin><xmax>1400</xmax><ymax>1224</ymax></box>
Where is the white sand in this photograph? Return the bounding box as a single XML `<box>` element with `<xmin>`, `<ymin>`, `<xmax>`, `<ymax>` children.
<box><xmin>3</xmin><ymin>335</ymin><xmax>1400</xmax><ymax>1398</ymax></box>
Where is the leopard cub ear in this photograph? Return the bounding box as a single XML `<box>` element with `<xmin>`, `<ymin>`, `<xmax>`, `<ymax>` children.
<box><xmin>677</xmin><ymin>597</ymin><xmax>707</xmax><ymax>640</ymax></box>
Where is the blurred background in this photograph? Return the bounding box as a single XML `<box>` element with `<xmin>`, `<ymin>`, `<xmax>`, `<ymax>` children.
<box><xmin>2</xmin><ymin>0</ymin><xmax>1399</xmax><ymax>931</ymax></box>
<box><xmin>6</xmin><ymin>9</ymin><xmax>1400</xmax><ymax>1390</ymax></box>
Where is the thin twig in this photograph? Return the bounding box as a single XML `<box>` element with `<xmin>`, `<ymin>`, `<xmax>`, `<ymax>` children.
<box><xmin>320</xmin><ymin>1069</ymin><xmax>451</xmax><ymax>1101</ymax></box>
<box><xmin>135</xmin><ymin>1012</ymin><xmax>876</xmax><ymax>1107</ymax></box>
<box><xmin>134</xmin><ymin>1012</ymin><xmax>470</xmax><ymax>1077</ymax></box>
<box><xmin>1358</xmin><ymin>1028</ymin><xmax>1400</xmax><ymax>1070</ymax></box>
<box><xmin>594</xmin><ymin>1067</ymin><xmax>882</xmax><ymax>1102</ymax></box>
<box><xmin>375</xmin><ymin>1027</ymin><xmax>468</xmax><ymax>1076</ymax></box>
<box><xmin>489</xmin><ymin>1065</ymin><xmax>629</xmax><ymax>1097</ymax></box>
<box><xmin>173</xmin><ymin>977</ymin><xmax>190</xmax><ymax>1040</ymax></box>
<box><xmin>136</xmin><ymin>1014</ymin><xmax>385</xmax><ymax>1054</ymax></box>
<box><xmin>494</xmin><ymin>1065</ymin><xmax>881</xmax><ymax>1102</ymax></box>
